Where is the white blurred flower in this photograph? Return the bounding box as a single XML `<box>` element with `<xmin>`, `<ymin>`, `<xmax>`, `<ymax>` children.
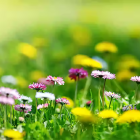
<box><xmin>1</xmin><ymin>75</ymin><xmax>17</xmax><ymax>85</ymax></box>
<box><xmin>19</xmin><ymin>95</ymin><xmax>32</xmax><ymax>103</ymax></box>
<box><xmin>36</xmin><ymin>92</ymin><xmax>55</xmax><ymax>100</ymax></box>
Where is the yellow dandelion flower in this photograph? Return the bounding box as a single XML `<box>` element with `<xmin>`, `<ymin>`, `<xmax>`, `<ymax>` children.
<box><xmin>3</xmin><ymin>129</ymin><xmax>24</xmax><ymax>139</ymax></box>
<box><xmin>65</xmin><ymin>76</ymin><xmax>75</xmax><ymax>84</ymax></box>
<box><xmin>71</xmin><ymin>107</ymin><xmax>96</xmax><ymax>123</ymax></box>
<box><xmin>70</xmin><ymin>25</ymin><xmax>91</xmax><ymax>46</ymax></box>
<box><xmin>18</xmin><ymin>43</ymin><xmax>37</xmax><ymax>59</ymax></box>
<box><xmin>116</xmin><ymin>70</ymin><xmax>136</xmax><ymax>81</ymax></box>
<box><xmin>98</xmin><ymin>110</ymin><xmax>118</xmax><ymax>119</ymax></box>
<box><xmin>32</xmin><ymin>37</ymin><xmax>47</xmax><ymax>48</ymax></box>
<box><xmin>16</xmin><ymin>76</ymin><xmax>28</xmax><ymax>88</ymax></box>
<box><xmin>62</xmin><ymin>96</ymin><xmax>74</xmax><ymax>108</ymax></box>
<box><xmin>30</xmin><ymin>70</ymin><xmax>45</xmax><ymax>81</ymax></box>
<box><xmin>80</xmin><ymin>58</ymin><xmax>102</xmax><ymax>69</ymax></box>
<box><xmin>116</xmin><ymin>110</ymin><xmax>140</xmax><ymax>124</ymax></box>
<box><xmin>95</xmin><ymin>42</ymin><xmax>118</xmax><ymax>53</ymax></box>
<box><xmin>118</xmin><ymin>59</ymin><xmax>140</xmax><ymax>70</ymax></box>
<box><xmin>72</xmin><ymin>54</ymin><xmax>89</xmax><ymax>65</ymax></box>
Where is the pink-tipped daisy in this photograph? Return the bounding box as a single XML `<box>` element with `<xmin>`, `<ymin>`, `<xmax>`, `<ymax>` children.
<box><xmin>69</xmin><ymin>68</ymin><xmax>88</xmax><ymax>81</ymax></box>
<box><xmin>14</xmin><ymin>104</ymin><xmax>32</xmax><ymax>113</ymax></box>
<box><xmin>130</xmin><ymin>76</ymin><xmax>140</xmax><ymax>83</ymax></box>
<box><xmin>104</xmin><ymin>91</ymin><xmax>121</xmax><ymax>99</ymax></box>
<box><xmin>37</xmin><ymin>103</ymin><xmax>49</xmax><ymax>110</ymax></box>
<box><xmin>91</xmin><ymin>70</ymin><xmax>115</xmax><ymax>79</ymax></box>
<box><xmin>0</xmin><ymin>96</ymin><xmax>15</xmax><ymax>105</ymax></box>
<box><xmin>0</xmin><ymin>87</ymin><xmax>20</xmax><ymax>99</ymax></box>
<box><xmin>56</xmin><ymin>98</ymin><xmax>70</xmax><ymax>105</ymax></box>
<box><xmin>28</xmin><ymin>83</ymin><xmax>46</xmax><ymax>91</ymax></box>
<box><xmin>46</xmin><ymin>75</ymin><xmax>64</xmax><ymax>85</ymax></box>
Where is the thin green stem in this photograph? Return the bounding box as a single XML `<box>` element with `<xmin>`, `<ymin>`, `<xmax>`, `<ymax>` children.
<box><xmin>10</xmin><ymin>105</ymin><xmax>12</xmax><ymax>125</ymax></box>
<box><xmin>102</xmin><ymin>79</ymin><xmax>106</xmax><ymax>110</ymax></box>
<box><xmin>98</xmin><ymin>79</ymin><xmax>102</xmax><ymax>112</ymax></box>
<box><xmin>109</xmin><ymin>97</ymin><xmax>113</xmax><ymax>109</ymax></box>
<box><xmin>4</xmin><ymin>105</ymin><xmax>7</xmax><ymax>128</ymax></box>
<box><xmin>60</xmin><ymin>104</ymin><xmax>63</xmax><ymax>120</ymax></box>
<box><xmin>35</xmin><ymin>98</ymin><xmax>38</xmax><ymax>122</ymax></box>
<box><xmin>74</xmin><ymin>80</ymin><xmax>78</xmax><ymax>107</ymax></box>
<box><xmin>135</xmin><ymin>83</ymin><xmax>139</xmax><ymax>100</ymax></box>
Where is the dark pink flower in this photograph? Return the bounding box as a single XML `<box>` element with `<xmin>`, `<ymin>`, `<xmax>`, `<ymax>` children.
<box><xmin>69</xmin><ymin>68</ymin><xmax>88</xmax><ymax>81</ymax></box>
<box><xmin>28</xmin><ymin>83</ymin><xmax>46</xmax><ymax>91</ymax></box>
<box><xmin>46</xmin><ymin>75</ymin><xmax>64</xmax><ymax>85</ymax></box>
<box><xmin>86</xmin><ymin>100</ymin><xmax>92</xmax><ymax>106</ymax></box>
<box><xmin>14</xmin><ymin>104</ymin><xmax>32</xmax><ymax>113</ymax></box>
<box><xmin>56</xmin><ymin>98</ymin><xmax>70</xmax><ymax>105</ymax></box>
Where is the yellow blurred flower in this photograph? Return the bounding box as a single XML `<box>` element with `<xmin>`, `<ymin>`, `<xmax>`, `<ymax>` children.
<box><xmin>16</xmin><ymin>76</ymin><xmax>28</xmax><ymax>88</ymax></box>
<box><xmin>72</xmin><ymin>54</ymin><xmax>89</xmax><ymax>65</ymax></box>
<box><xmin>80</xmin><ymin>58</ymin><xmax>102</xmax><ymax>69</ymax></box>
<box><xmin>116</xmin><ymin>70</ymin><xmax>136</xmax><ymax>81</ymax></box>
<box><xmin>3</xmin><ymin>129</ymin><xmax>24</xmax><ymax>139</ymax></box>
<box><xmin>62</xmin><ymin>96</ymin><xmax>74</xmax><ymax>108</ymax></box>
<box><xmin>98</xmin><ymin>110</ymin><xmax>118</xmax><ymax>119</ymax></box>
<box><xmin>30</xmin><ymin>71</ymin><xmax>45</xmax><ymax>81</ymax></box>
<box><xmin>65</xmin><ymin>76</ymin><xmax>75</xmax><ymax>84</ymax></box>
<box><xmin>71</xmin><ymin>107</ymin><xmax>96</xmax><ymax>123</ymax></box>
<box><xmin>118</xmin><ymin>59</ymin><xmax>140</xmax><ymax>70</ymax></box>
<box><xmin>70</xmin><ymin>26</ymin><xmax>91</xmax><ymax>46</ymax></box>
<box><xmin>116</xmin><ymin>110</ymin><xmax>140</xmax><ymax>124</ymax></box>
<box><xmin>95</xmin><ymin>42</ymin><xmax>118</xmax><ymax>53</ymax></box>
<box><xmin>18</xmin><ymin>43</ymin><xmax>37</xmax><ymax>59</ymax></box>
<box><xmin>72</xmin><ymin>54</ymin><xmax>102</xmax><ymax>69</ymax></box>
<box><xmin>32</xmin><ymin>37</ymin><xmax>47</xmax><ymax>47</ymax></box>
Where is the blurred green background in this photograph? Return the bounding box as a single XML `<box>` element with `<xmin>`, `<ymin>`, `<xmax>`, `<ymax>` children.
<box><xmin>1</xmin><ymin>0</ymin><xmax>140</xmax><ymax>100</ymax></box>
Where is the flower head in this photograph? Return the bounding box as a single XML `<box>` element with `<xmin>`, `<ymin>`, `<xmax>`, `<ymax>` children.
<box><xmin>35</xmin><ymin>92</ymin><xmax>55</xmax><ymax>100</ymax></box>
<box><xmin>28</xmin><ymin>83</ymin><xmax>46</xmax><ymax>91</ymax></box>
<box><xmin>46</xmin><ymin>75</ymin><xmax>64</xmax><ymax>85</ymax></box>
<box><xmin>130</xmin><ymin>76</ymin><xmax>140</xmax><ymax>83</ymax></box>
<box><xmin>37</xmin><ymin>103</ymin><xmax>48</xmax><ymax>109</ymax></box>
<box><xmin>86</xmin><ymin>100</ymin><xmax>92</xmax><ymax>106</ymax></box>
<box><xmin>72</xmin><ymin>54</ymin><xmax>102</xmax><ymax>69</ymax></box>
<box><xmin>91</xmin><ymin>70</ymin><xmax>115</xmax><ymax>79</ymax></box>
<box><xmin>104</xmin><ymin>91</ymin><xmax>121</xmax><ymax>99</ymax></box>
<box><xmin>98</xmin><ymin>110</ymin><xmax>118</xmax><ymax>119</ymax></box>
<box><xmin>3</xmin><ymin>129</ymin><xmax>24</xmax><ymax>139</ymax></box>
<box><xmin>19</xmin><ymin>117</ymin><xmax>24</xmax><ymax>122</ymax></box>
<box><xmin>95</xmin><ymin>42</ymin><xmax>118</xmax><ymax>53</ymax></box>
<box><xmin>1</xmin><ymin>75</ymin><xmax>17</xmax><ymax>85</ymax></box>
<box><xmin>116</xmin><ymin>110</ymin><xmax>140</xmax><ymax>123</ymax></box>
<box><xmin>18</xmin><ymin>43</ymin><xmax>37</xmax><ymax>59</ymax></box>
<box><xmin>56</xmin><ymin>98</ymin><xmax>70</xmax><ymax>105</ymax></box>
<box><xmin>0</xmin><ymin>87</ymin><xmax>20</xmax><ymax>99</ymax></box>
<box><xmin>71</xmin><ymin>107</ymin><xmax>96</xmax><ymax>123</ymax></box>
<box><xmin>18</xmin><ymin>95</ymin><xmax>32</xmax><ymax>103</ymax></box>
<box><xmin>116</xmin><ymin>70</ymin><xmax>136</xmax><ymax>81</ymax></box>
<box><xmin>69</xmin><ymin>68</ymin><xmax>88</xmax><ymax>81</ymax></box>
<box><xmin>15</xmin><ymin>104</ymin><xmax>32</xmax><ymax>113</ymax></box>
<box><xmin>0</xmin><ymin>96</ymin><xmax>15</xmax><ymax>105</ymax></box>
<box><xmin>62</xmin><ymin>96</ymin><xmax>74</xmax><ymax>108</ymax></box>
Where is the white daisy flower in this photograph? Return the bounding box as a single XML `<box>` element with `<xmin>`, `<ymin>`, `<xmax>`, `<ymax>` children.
<box><xmin>19</xmin><ymin>95</ymin><xmax>32</xmax><ymax>103</ymax></box>
<box><xmin>1</xmin><ymin>75</ymin><xmax>17</xmax><ymax>85</ymax></box>
<box><xmin>35</xmin><ymin>92</ymin><xmax>55</xmax><ymax>100</ymax></box>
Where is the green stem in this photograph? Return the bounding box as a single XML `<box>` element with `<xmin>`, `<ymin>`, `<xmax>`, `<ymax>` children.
<box><xmin>35</xmin><ymin>98</ymin><xmax>38</xmax><ymax>122</ymax></box>
<box><xmin>98</xmin><ymin>79</ymin><xmax>102</xmax><ymax>112</ymax></box>
<box><xmin>82</xmin><ymin>76</ymin><xmax>92</xmax><ymax>101</ymax></box>
<box><xmin>102</xmin><ymin>79</ymin><xmax>106</xmax><ymax>110</ymax></box>
<box><xmin>4</xmin><ymin>105</ymin><xmax>7</xmax><ymax>128</ymax></box>
<box><xmin>109</xmin><ymin>97</ymin><xmax>113</xmax><ymax>109</ymax></box>
<box><xmin>135</xmin><ymin>83</ymin><xmax>139</xmax><ymax>100</ymax></box>
<box><xmin>60</xmin><ymin>104</ymin><xmax>63</xmax><ymax>120</ymax></box>
<box><xmin>10</xmin><ymin>105</ymin><xmax>12</xmax><ymax>125</ymax></box>
<box><xmin>74</xmin><ymin>80</ymin><xmax>78</xmax><ymax>107</ymax></box>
